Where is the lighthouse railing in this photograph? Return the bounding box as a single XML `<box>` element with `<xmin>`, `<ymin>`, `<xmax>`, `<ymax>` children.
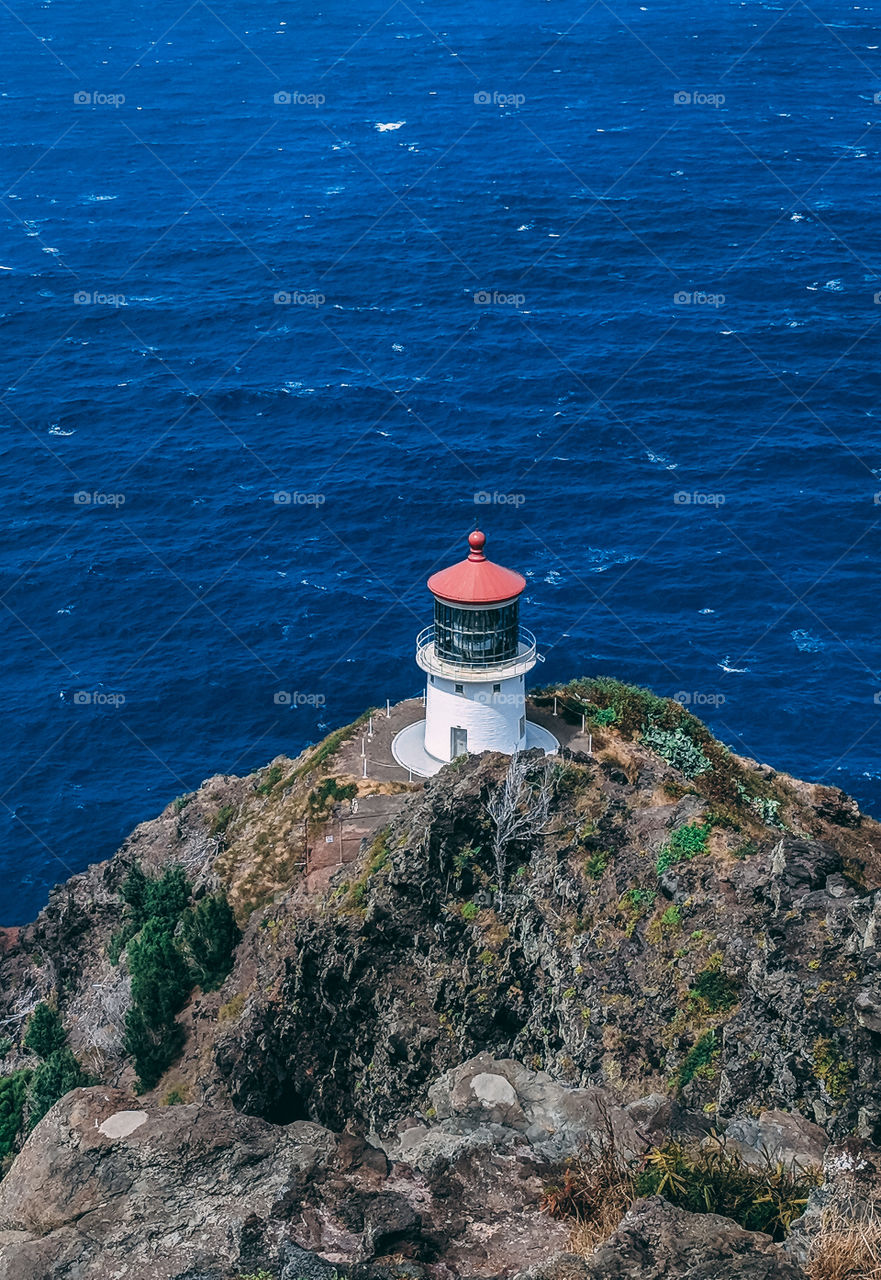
<box><xmin>415</xmin><ymin>625</ymin><xmax>536</xmax><ymax>673</ymax></box>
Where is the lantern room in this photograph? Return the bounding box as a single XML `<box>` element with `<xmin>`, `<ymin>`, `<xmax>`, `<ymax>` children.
<box><xmin>391</xmin><ymin>529</ymin><xmax>558</xmax><ymax>776</ymax></box>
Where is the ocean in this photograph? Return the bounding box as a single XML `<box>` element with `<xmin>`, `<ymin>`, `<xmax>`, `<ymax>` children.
<box><xmin>2</xmin><ymin>0</ymin><xmax>880</xmax><ymax>923</ymax></box>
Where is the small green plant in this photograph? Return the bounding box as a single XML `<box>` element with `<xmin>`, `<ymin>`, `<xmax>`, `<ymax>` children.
<box><xmin>172</xmin><ymin>793</ymin><xmax>193</xmax><ymax>814</ymax></box>
<box><xmin>642</xmin><ymin>725</ymin><xmax>711</xmax><ymax>778</ymax></box>
<box><xmin>660</xmin><ymin>905</ymin><xmax>681</xmax><ymax>928</ymax></box>
<box><xmin>812</xmin><ymin>1036</ymin><xmax>852</xmax><ymax>1101</ymax></box>
<box><xmin>689</xmin><ymin>967</ymin><xmax>739</xmax><ymax>1013</ymax></box>
<box><xmin>0</xmin><ymin>1036</ymin><xmax>11</xmax><ymax>1057</ymax></box>
<box><xmin>461</xmin><ymin>901</ymin><xmax>479</xmax><ymax>921</ymax></box>
<box><xmin>453</xmin><ymin>844</ymin><xmax>480</xmax><ymax>876</ymax></box>
<box><xmin>585</xmin><ymin>850</ymin><xmax>609</xmax><ymax>879</ymax></box>
<box><xmin>24</xmin><ymin>1003</ymin><xmax>66</xmax><ymax>1059</ymax></box>
<box><xmin>678</xmin><ymin>1030</ymin><xmax>717</xmax><ymax>1088</ymax></box>
<box><xmin>210</xmin><ymin>803</ymin><xmax>237</xmax><ymax>837</ymax></box>
<box><xmin>656</xmin><ymin>821</ymin><xmax>711</xmax><ymax>875</ymax></box>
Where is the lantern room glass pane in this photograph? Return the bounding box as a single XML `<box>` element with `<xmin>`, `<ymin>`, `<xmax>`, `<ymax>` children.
<box><xmin>433</xmin><ymin>600</ymin><xmax>519</xmax><ymax>665</ymax></box>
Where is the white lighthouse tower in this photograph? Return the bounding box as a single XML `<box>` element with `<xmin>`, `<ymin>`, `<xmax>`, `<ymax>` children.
<box><xmin>392</xmin><ymin>529</ymin><xmax>558</xmax><ymax>777</ymax></box>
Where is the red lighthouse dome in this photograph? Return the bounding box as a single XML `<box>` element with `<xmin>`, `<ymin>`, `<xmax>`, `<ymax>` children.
<box><xmin>427</xmin><ymin>530</ymin><xmax>526</xmax><ymax>605</ymax></box>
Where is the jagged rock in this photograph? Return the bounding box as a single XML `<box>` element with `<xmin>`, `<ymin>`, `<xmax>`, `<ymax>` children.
<box><xmin>855</xmin><ymin>989</ymin><xmax>881</xmax><ymax>1034</ymax></box>
<box><xmin>724</xmin><ymin>1109</ymin><xmax>829</xmax><ymax>1170</ymax></box>
<box><xmin>0</xmin><ymin>1087</ymin><xmax>335</xmax><ymax>1279</ymax></box>
<box><xmin>280</xmin><ymin>1241</ymin><xmax>342</xmax><ymax>1280</ymax></box>
<box><xmin>427</xmin><ymin>1054</ymin><xmax>673</xmax><ymax>1160</ymax></box>
<box><xmin>580</xmin><ymin>1196</ymin><xmax>807</xmax><ymax>1279</ymax></box>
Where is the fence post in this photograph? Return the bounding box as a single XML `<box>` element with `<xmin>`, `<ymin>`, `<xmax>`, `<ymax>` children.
<box><xmin>553</xmin><ymin>696</ymin><xmax>557</xmax><ymax>716</ymax></box>
<box><xmin>363</xmin><ymin>756</ymin><xmax>367</xmax><ymax>778</ymax></box>
<box><xmin>386</xmin><ymin>698</ymin><xmax>391</xmax><ymax>718</ymax></box>
<box><xmin>368</xmin><ymin>714</ymin><xmax>374</xmax><ymax>739</ymax></box>
<box><xmin>581</xmin><ymin>713</ymin><xmax>585</xmax><ymax>733</ymax></box>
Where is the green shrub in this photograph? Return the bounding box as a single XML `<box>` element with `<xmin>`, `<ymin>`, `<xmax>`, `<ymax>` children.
<box><xmin>28</xmin><ymin>1048</ymin><xmax>92</xmax><ymax>1129</ymax></box>
<box><xmin>656</xmin><ymin>822</ymin><xmax>711</xmax><ymax>875</ymax></box>
<box><xmin>634</xmin><ymin>1140</ymin><xmax>816</xmax><ymax>1239</ymax></box>
<box><xmin>210</xmin><ymin>804</ymin><xmax>237</xmax><ymax>837</ymax></box>
<box><xmin>123</xmin><ymin>1006</ymin><xmax>186</xmax><ymax>1093</ymax></box>
<box><xmin>180</xmin><ymin>893</ymin><xmax>241</xmax><ymax>992</ymax></box>
<box><xmin>127</xmin><ymin>919</ymin><xmax>192</xmax><ymax>1031</ymax></box>
<box><xmin>585</xmin><ymin>850</ymin><xmax>609</xmax><ymax>879</ymax></box>
<box><xmin>24</xmin><ymin>1004</ymin><xmax>66</xmax><ymax>1059</ymax></box>
<box><xmin>255</xmin><ymin>762</ymin><xmax>285</xmax><ymax>796</ymax></box>
<box><xmin>689</xmin><ymin>968</ymin><xmax>739</xmax><ymax>1013</ymax></box>
<box><xmin>813</xmin><ymin>1036</ymin><xmax>852</xmax><ymax>1100</ymax></box>
<box><xmin>121</xmin><ymin>863</ymin><xmax>191</xmax><ymax>931</ymax></box>
<box><xmin>0</xmin><ymin>1071</ymin><xmax>31</xmax><ymax>1157</ymax></box>
<box><xmin>642</xmin><ymin>725</ymin><xmax>711</xmax><ymax>778</ymax></box>
<box><xmin>307</xmin><ymin>775</ymin><xmax>358</xmax><ymax>817</ymax></box>
<box><xmin>124</xmin><ymin>918</ymin><xmax>193</xmax><ymax>1089</ymax></box>
<box><xmin>678</xmin><ymin>1030</ymin><xmax>717</xmax><ymax>1088</ymax></box>
<box><xmin>461</xmin><ymin>901</ymin><xmax>479</xmax><ymax>921</ymax></box>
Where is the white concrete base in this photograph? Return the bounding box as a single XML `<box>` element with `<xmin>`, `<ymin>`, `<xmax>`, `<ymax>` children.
<box><xmin>392</xmin><ymin>719</ymin><xmax>559</xmax><ymax>779</ymax></box>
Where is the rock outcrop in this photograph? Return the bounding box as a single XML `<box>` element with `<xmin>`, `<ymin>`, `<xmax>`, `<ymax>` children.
<box><xmin>578</xmin><ymin>1196</ymin><xmax>807</xmax><ymax>1279</ymax></box>
<box><xmin>1</xmin><ymin>681</ymin><xmax>881</xmax><ymax>1277</ymax></box>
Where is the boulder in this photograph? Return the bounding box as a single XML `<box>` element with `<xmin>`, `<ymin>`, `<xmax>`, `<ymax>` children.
<box><xmin>580</xmin><ymin>1196</ymin><xmax>807</xmax><ymax>1279</ymax></box>
<box><xmin>724</xmin><ymin>1110</ymin><xmax>828</xmax><ymax>1170</ymax></box>
<box><xmin>0</xmin><ymin>1087</ymin><xmax>335</xmax><ymax>1280</ymax></box>
<box><xmin>427</xmin><ymin>1053</ymin><xmax>671</xmax><ymax>1161</ymax></box>
<box><xmin>855</xmin><ymin>989</ymin><xmax>881</xmax><ymax>1034</ymax></box>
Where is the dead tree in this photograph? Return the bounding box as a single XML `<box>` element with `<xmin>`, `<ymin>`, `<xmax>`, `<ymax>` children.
<box><xmin>485</xmin><ymin>753</ymin><xmax>555</xmax><ymax>902</ymax></box>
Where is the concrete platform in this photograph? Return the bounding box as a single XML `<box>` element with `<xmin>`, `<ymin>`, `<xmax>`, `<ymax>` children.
<box><xmin>391</xmin><ymin>718</ymin><xmax>559</xmax><ymax>778</ymax></box>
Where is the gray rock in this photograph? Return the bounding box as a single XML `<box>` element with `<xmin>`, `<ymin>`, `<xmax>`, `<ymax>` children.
<box><xmin>0</xmin><ymin>1087</ymin><xmax>335</xmax><ymax>1280</ymax></box>
<box><xmin>724</xmin><ymin>1109</ymin><xmax>828</xmax><ymax>1170</ymax></box>
<box><xmin>427</xmin><ymin>1053</ymin><xmax>670</xmax><ymax>1161</ymax></box>
<box><xmin>855</xmin><ymin>989</ymin><xmax>881</xmax><ymax>1034</ymax></box>
<box><xmin>280</xmin><ymin>1241</ymin><xmax>341</xmax><ymax>1280</ymax></box>
<box><xmin>581</xmin><ymin>1196</ymin><xmax>807</xmax><ymax>1279</ymax></box>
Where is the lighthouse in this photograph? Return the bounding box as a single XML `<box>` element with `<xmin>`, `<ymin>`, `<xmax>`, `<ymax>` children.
<box><xmin>392</xmin><ymin>529</ymin><xmax>558</xmax><ymax>777</ymax></box>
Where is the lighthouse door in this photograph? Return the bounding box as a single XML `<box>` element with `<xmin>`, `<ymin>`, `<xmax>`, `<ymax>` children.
<box><xmin>450</xmin><ymin>727</ymin><xmax>468</xmax><ymax>758</ymax></box>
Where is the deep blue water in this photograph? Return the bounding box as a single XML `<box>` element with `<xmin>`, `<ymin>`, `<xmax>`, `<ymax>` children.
<box><xmin>2</xmin><ymin>0</ymin><xmax>881</xmax><ymax>923</ymax></box>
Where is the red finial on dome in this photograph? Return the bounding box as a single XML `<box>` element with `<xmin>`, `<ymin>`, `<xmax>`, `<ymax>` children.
<box><xmin>468</xmin><ymin>529</ymin><xmax>486</xmax><ymax>561</ymax></box>
<box><xmin>426</xmin><ymin>528</ymin><xmax>526</xmax><ymax>605</ymax></box>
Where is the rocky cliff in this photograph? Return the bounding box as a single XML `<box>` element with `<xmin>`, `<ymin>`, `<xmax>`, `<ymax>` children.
<box><xmin>0</xmin><ymin>678</ymin><xmax>880</xmax><ymax>1279</ymax></box>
